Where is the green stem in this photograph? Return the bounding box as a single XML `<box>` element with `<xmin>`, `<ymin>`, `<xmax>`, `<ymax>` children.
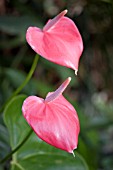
<box><xmin>0</xmin><ymin>129</ymin><xmax>33</xmax><ymax>164</ymax></box>
<box><xmin>0</xmin><ymin>54</ymin><xmax>39</xmax><ymax>113</ymax></box>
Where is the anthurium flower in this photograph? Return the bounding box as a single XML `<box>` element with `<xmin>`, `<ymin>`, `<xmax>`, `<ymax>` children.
<box><xmin>26</xmin><ymin>10</ymin><xmax>83</xmax><ymax>74</ymax></box>
<box><xmin>22</xmin><ymin>77</ymin><xmax>80</xmax><ymax>155</ymax></box>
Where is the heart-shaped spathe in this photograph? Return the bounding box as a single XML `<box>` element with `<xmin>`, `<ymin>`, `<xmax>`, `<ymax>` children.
<box><xmin>22</xmin><ymin>77</ymin><xmax>80</xmax><ymax>154</ymax></box>
<box><xmin>26</xmin><ymin>10</ymin><xmax>83</xmax><ymax>74</ymax></box>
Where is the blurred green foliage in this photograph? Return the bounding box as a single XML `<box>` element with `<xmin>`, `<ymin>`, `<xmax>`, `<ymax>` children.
<box><xmin>0</xmin><ymin>0</ymin><xmax>113</xmax><ymax>170</ymax></box>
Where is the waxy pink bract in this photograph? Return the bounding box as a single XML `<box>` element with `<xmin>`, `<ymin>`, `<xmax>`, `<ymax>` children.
<box><xmin>22</xmin><ymin>77</ymin><xmax>80</xmax><ymax>154</ymax></box>
<box><xmin>26</xmin><ymin>10</ymin><xmax>83</xmax><ymax>74</ymax></box>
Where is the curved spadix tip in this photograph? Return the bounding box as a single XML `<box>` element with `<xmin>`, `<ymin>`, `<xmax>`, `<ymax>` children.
<box><xmin>68</xmin><ymin>77</ymin><xmax>71</xmax><ymax>82</ymax></box>
<box><xmin>45</xmin><ymin>77</ymin><xmax>72</xmax><ymax>103</ymax></box>
<box><xmin>63</xmin><ymin>9</ymin><xmax>68</xmax><ymax>15</ymax></box>
<box><xmin>59</xmin><ymin>9</ymin><xmax>68</xmax><ymax>18</ymax></box>
<box><xmin>75</xmin><ymin>70</ymin><xmax>78</xmax><ymax>75</ymax></box>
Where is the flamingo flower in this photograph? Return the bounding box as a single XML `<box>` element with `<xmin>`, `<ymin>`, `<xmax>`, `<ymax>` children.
<box><xmin>22</xmin><ymin>77</ymin><xmax>80</xmax><ymax>155</ymax></box>
<box><xmin>26</xmin><ymin>10</ymin><xmax>83</xmax><ymax>74</ymax></box>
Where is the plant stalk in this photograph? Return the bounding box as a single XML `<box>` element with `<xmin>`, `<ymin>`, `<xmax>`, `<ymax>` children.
<box><xmin>0</xmin><ymin>54</ymin><xmax>39</xmax><ymax>113</ymax></box>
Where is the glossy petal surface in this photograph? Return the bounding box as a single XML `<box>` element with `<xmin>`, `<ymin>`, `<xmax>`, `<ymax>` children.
<box><xmin>26</xmin><ymin>10</ymin><xmax>83</xmax><ymax>73</ymax></box>
<box><xmin>22</xmin><ymin>78</ymin><xmax>80</xmax><ymax>153</ymax></box>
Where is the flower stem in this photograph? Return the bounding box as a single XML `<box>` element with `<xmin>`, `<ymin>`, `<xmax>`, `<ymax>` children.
<box><xmin>0</xmin><ymin>129</ymin><xmax>33</xmax><ymax>164</ymax></box>
<box><xmin>0</xmin><ymin>54</ymin><xmax>39</xmax><ymax>113</ymax></box>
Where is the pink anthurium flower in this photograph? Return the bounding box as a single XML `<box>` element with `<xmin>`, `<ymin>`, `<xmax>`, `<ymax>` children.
<box><xmin>26</xmin><ymin>10</ymin><xmax>83</xmax><ymax>74</ymax></box>
<box><xmin>22</xmin><ymin>77</ymin><xmax>80</xmax><ymax>155</ymax></box>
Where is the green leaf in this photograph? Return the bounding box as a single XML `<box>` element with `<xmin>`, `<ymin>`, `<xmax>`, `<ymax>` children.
<box><xmin>3</xmin><ymin>95</ymin><xmax>88</xmax><ymax>170</ymax></box>
<box><xmin>0</xmin><ymin>165</ymin><xmax>4</xmax><ymax>170</ymax></box>
<box><xmin>0</xmin><ymin>16</ymin><xmax>42</xmax><ymax>36</ymax></box>
<box><xmin>0</xmin><ymin>124</ymin><xmax>10</xmax><ymax>159</ymax></box>
<box><xmin>11</xmin><ymin>152</ymin><xmax>88</xmax><ymax>170</ymax></box>
<box><xmin>4</xmin><ymin>95</ymin><xmax>30</xmax><ymax>149</ymax></box>
<box><xmin>0</xmin><ymin>113</ymin><xmax>10</xmax><ymax>161</ymax></box>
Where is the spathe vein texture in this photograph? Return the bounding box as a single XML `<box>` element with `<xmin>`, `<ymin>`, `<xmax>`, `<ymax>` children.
<box><xmin>26</xmin><ymin>10</ymin><xmax>83</xmax><ymax>73</ymax></box>
<box><xmin>22</xmin><ymin>77</ymin><xmax>80</xmax><ymax>153</ymax></box>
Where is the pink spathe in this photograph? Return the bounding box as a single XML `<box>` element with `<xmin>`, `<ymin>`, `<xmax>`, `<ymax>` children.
<box><xmin>22</xmin><ymin>77</ymin><xmax>80</xmax><ymax>153</ymax></box>
<box><xmin>26</xmin><ymin>10</ymin><xmax>83</xmax><ymax>74</ymax></box>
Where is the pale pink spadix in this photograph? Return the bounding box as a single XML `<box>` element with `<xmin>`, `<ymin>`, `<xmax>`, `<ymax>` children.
<box><xmin>26</xmin><ymin>10</ymin><xmax>83</xmax><ymax>74</ymax></box>
<box><xmin>22</xmin><ymin>77</ymin><xmax>80</xmax><ymax>154</ymax></box>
